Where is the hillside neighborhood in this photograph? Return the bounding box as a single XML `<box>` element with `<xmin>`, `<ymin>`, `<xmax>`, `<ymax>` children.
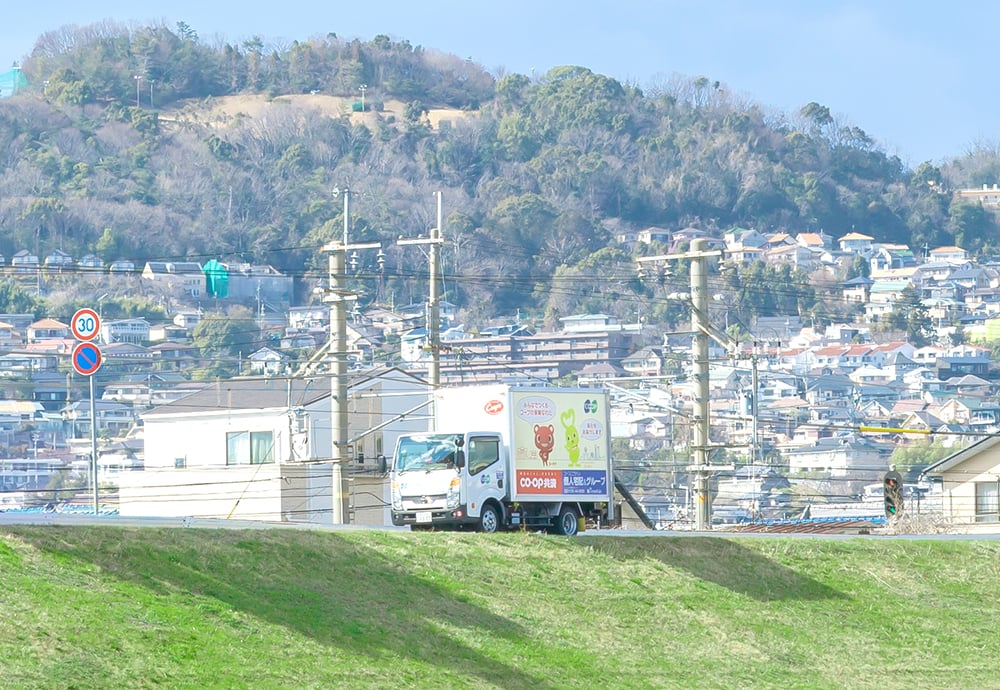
<box><xmin>1</xmin><ymin>222</ymin><xmax>1000</xmax><ymax>532</ymax></box>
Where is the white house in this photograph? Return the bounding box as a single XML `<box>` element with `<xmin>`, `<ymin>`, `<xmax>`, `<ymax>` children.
<box><xmin>118</xmin><ymin>368</ymin><xmax>428</xmax><ymax>525</ymax></box>
<box><xmin>100</xmin><ymin>318</ymin><xmax>151</xmax><ymax>345</ymax></box>
<box><xmin>247</xmin><ymin>346</ymin><xmax>287</xmax><ymax>376</ymax></box>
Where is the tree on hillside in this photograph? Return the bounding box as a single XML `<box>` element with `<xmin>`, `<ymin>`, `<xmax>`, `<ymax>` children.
<box><xmin>191</xmin><ymin>306</ymin><xmax>260</xmax><ymax>378</ymax></box>
<box><xmin>0</xmin><ymin>280</ymin><xmax>44</xmax><ymax>315</ymax></box>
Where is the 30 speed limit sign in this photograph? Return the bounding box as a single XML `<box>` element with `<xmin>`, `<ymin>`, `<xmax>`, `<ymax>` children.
<box><xmin>71</xmin><ymin>308</ymin><xmax>101</xmax><ymax>341</ymax></box>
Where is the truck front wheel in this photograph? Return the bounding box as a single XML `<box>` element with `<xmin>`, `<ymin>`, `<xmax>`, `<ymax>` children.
<box><xmin>556</xmin><ymin>506</ymin><xmax>579</xmax><ymax>536</ymax></box>
<box><xmin>479</xmin><ymin>503</ymin><xmax>501</xmax><ymax>533</ymax></box>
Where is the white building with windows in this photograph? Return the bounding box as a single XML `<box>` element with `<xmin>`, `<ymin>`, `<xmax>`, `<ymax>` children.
<box><xmin>118</xmin><ymin>368</ymin><xmax>427</xmax><ymax>524</ymax></box>
<box><xmin>923</xmin><ymin>435</ymin><xmax>1000</xmax><ymax>532</ymax></box>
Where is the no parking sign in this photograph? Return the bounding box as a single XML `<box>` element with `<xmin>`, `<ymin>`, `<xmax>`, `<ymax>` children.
<box><xmin>72</xmin><ymin>341</ymin><xmax>102</xmax><ymax>376</ymax></box>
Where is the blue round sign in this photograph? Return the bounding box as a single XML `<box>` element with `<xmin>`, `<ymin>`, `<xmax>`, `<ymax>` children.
<box><xmin>72</xmin><ymin>341</ymin><xmax>102</xmax><ymax>376</ymax></box>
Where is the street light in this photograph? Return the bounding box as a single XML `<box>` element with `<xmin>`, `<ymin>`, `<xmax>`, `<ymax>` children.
<box><xmin>133</xmin><ymin>75</ymin><xmax>141</xmax><ymax>107</ymax></box>
<box><xmin>359</xmin><ymin>84</ymin><xmax>367</xmax><ymax>112</ymax></box>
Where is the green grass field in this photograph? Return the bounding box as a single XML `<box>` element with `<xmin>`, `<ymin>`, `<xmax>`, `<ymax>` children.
<box><xmin>1</xmin><ymin>526</ymin><xmax>997</xmax><ymax>689</ymax></box>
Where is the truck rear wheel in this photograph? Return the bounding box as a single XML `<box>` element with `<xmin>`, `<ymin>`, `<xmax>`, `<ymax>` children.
<box><xmin>479</xmin><ymin>503</ymin><xmax>501</xmax><ymax>533</ymax></box>
<box><xmin>556</xmin><ymin>506</ymin><xmax>579</xmax><ymax>536</ymax></box>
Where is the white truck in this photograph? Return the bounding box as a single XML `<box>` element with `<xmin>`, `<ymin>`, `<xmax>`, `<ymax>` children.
<box><xmin>390</xmin><ymin>384</ymin><xmax>614</xmax><ymax>535</ymax></box>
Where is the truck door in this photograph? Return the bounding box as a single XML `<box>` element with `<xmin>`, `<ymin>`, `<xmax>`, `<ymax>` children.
<box><xmin>465</xmin><ymin>435</ymin><xmax>504</xmax><ymax>516</ymax></box>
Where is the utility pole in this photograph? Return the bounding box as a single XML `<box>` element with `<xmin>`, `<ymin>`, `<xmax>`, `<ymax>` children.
<box><xmin>321</xmin><ymin>186</ymin><xmax>379</xmax><ymax>524</ymax></box>
<box><xmin>637</xmin><ymin>238</ymin><xmax>722</xmax><ymax>530</ymax></box>
<box><xmin>429</xmin><ymin>191</ymin><xmax>442</xmax><ymax>389</ymax></box>
<box><xmin>690</xmin><ymin>238</ymin><xmax>712</xmax><ymax>530</ymax></box>
<box><xmin>399</xmin><ymin>192</ymin><xmax>445</xmax><ymax>392</ymax></box>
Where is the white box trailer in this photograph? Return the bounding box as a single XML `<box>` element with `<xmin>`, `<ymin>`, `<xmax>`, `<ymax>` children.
<box><xmin>390</xmin><ymin>384</ymin><xmax>614</xmax><ymax>535</ymax></box>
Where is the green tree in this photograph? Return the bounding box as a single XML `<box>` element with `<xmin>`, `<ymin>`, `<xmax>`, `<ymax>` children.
<box><xmin>192</xmin><ymin>306</ymin><xmax>260</xmax><ymax>369</ymax></box>
<box><xmin>885</xmin><ymin>285</ymin><xmax>932</xmax><ymax>345</ymax></box>
<box><xmin>889</xmin><ymin>440</ymin><xmax>953</xmax><ymax>483</ymax></box>
<box><xmin>0</xmin><ymin>280</ymin><xmax>44</xmax><ymax>314</ymax></box>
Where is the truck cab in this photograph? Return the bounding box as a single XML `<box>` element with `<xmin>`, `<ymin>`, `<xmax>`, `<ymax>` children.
<box><xmin>390</xmin><ymin>432</ymin><xmax>507</xmax><ymax>531</ymax></box>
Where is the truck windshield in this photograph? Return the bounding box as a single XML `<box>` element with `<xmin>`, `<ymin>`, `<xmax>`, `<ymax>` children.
<box><xmin>395</xmin><ymin>434</ymin><xmax>459</xmax><ymax>473</ymax></box>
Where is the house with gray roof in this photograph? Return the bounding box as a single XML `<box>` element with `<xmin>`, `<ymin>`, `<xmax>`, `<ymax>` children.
<box><xmin>119</xmin><ymin>367</ymin><xmax>428</xmax><ymax>525</ymax></box>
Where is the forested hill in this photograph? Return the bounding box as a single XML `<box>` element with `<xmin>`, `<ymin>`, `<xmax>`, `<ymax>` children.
<box><xmin>4</xmin><ymin>20</ymin><xmax>1000</xmax><ymax>324</ymax></box>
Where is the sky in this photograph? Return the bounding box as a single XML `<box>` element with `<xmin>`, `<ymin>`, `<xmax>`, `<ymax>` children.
<box><xmin>1</xmin><ymin>1</ymin><xmax>995</xmax><ymax>167</ymax></box>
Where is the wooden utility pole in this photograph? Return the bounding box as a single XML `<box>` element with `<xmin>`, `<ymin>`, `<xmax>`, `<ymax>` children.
<box><xmin>637</xmin><ymin>239</ymin><xmax>722</xmax><ymax>530</ymax></box>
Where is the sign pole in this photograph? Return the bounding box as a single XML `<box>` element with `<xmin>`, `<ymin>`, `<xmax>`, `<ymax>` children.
<box><xmin>90</xmin><ymin>375</ymin><xmax>99</xmax><ymax>514</ymax></box>
<box><xmin>71</xmin><ymin>307</ymin><xmax>103</xmax><ymax>515</ymax></box>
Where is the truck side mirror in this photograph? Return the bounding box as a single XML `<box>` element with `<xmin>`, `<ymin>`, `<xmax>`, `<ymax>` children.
<box><xmin>455</xmin><ymin>450</ymin><xmax>465</xmax><ymax>469</ymax></box>
<box><xmin>377</xmin><ymin>454</ymin><xmax>387</xmax><ymax>474</ymax></box>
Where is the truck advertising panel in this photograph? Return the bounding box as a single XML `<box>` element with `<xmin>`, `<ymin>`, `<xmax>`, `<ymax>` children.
<box><xmin>509</xmin><ymin>389</ymin><xmax>610</xmax><ymax>501</ymax></box>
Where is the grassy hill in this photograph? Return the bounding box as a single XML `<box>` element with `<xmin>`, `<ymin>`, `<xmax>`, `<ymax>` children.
<box><xmin>1</xmin><ymin>526</ymin><xmax>997</xmax><ymax>689</ymax></box>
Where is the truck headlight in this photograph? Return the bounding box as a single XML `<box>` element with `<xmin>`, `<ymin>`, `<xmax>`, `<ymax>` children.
<box><xmin>391</xmin><ymin>481</ymin><xmax>402</xmax><ymax>510</ymax></box>
<box><xmin>446</xmin><ymin>476</ymin><xmax>461</xmax><ymax>509</ymax></box>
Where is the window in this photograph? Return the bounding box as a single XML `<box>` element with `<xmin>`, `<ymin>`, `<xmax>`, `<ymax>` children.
<box><xmin>226</xmin><ymin>431</ymin><xmax>274</xmax><ymax>465</ymax></box>
<box><xmin>975</xmin><ymin>480</ymin><xmax>999</xmax><ymax>523</ymax></box>
<box><xmin>467</xmin><ymin>437</ymin><xmax>500</xmax><ymax>475</ymax></box>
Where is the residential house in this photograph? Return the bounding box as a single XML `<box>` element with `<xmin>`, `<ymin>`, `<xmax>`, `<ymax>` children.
<box><xmin>883</xmin><ymin>352</ymin><xmax>919</xmax><ymax>381</ymax></box>
<box><xmin>31</xmin><ymin>372</ymin><xmax>79</xmax><ymax>411</ymax></box>
<box><xmin>118</xmin><ymin>368</ymin><xmax>427</xmax><ymax>525</ymax></box>
<box><xmin>948</xmin><ymin>266</ymin><xmax>996</xmax><ymax>291</ymax></box>
<box><xmin>0</xmin><ymin>321</ymin><xmax>21</xmax><ymax>347</ymax></box>
<box><xmin>957</xmin><ymin>183</ymin><xmax>1000</xmax><ymax>207</ymax></box>
<box><xmin>796</xmin><ymin>231</ymin><xmax>830</xmax><ymax>251</ymax></box>
<box><xmin>288</xmin><ymin>305</ymin><xmax>329</xmax><ymax>330</ymax></box>
<box><xmin>108</xmin><ymin>259</ymin><xmax>136</xmax><ymax>273</ymax></box>
<box><xmin>783</xmin><ymin>432</ymin><xmax>892</xmax><ymax>482</ymax></box>
<box><xmin>922</xmin><ymin>435</ymin><xmax>1000</xmax><ymax>532</ymax></box>
<box><xmin>669</xmin><ymin>226</ymin><xmax>715</xmax><ymax>252</ymax></box>
<box><xmin>765</xmin><ymin>244</ymin><xmax>818</xmax><ymax>269</ymax></box>
<box><xmin>898</xmin><ymin>409</ymin><xmax>945</xmax><ymax>434</ymax></box>
<box><xmin>937</xmin><ymin>355</ymin><xmax>990</xmax><ymax>380</ymax></box>
<box><xmin>77</xmin><ymin>254</ymin><xmax>104</xmax><ymax>270</ymax></box>
<box><xmin>43</xmin><ymin>249</ymin><xmax>74</xmax><ymax>269</ymax></box>
<box><xmin>870</xmin><ymin>244</ymin><xmax>917</xmax><ymax>272</ymax></box>
<box><xmin>221</xmin><ymin>262</ymin><xmax>294</xmax><ymax>306</ymax></box>
<box><xmin>148</xmin><ymin>323</ymin><xmax>190</xmax><ymax>342</ymax></box>
<box><xmin>723</xmin><ymin>227</ymin><xmax>767</xmax><ymax>252</ymax></box>
<box><xmin>61</xmin><ymin>399</ymin><xmax>137</xmax><ymax>438</ymax></box>
<box><xmin>842</xmin><ymin>276</ymin><xmax>874</xmax><ymax>304</ymax></box>
<box><xmin>148</xmin><ymin>342</ymin><xmax>198</xmax><ymax>369</ymax></box>
<box><xmin>10</xmin><ymin>250</ymin><xmax>39</xmax><ymax>274</ymax></box>
<box><xmin>757</xmin><ymin>372</ymin><xmax>800</xmax><ymax>404</ymax></box>
<box><xmin>248</xmin><ymin>347</ymin><xmax>288</xmax><ymax>376</ymax></box>
<box><xmin>838</xmin><ymin>232</ymin><xmax>875</xmax><ymax>254</ymax></box>
<box><xmin>141</xmin><ymin>261</ymin><xmax>204</xmax><ymax>300</ymax></box>
<box><xmin>621</xmin><ymin>346</ymin><xmax>664</xmax><ymax>377</ymax></box>
<box><xmin>101</xmin><ymin>372</ymin><xmax>191</xmax><ymax>409</ymax></box>
<box><xmin>637</xmin><ymin>226</ymin><xmax>671</xmax><ymax>246</ymax></box>
<box><xmin>912</xmin><ymin>345</ymin><xmax>945</xmax><ymax>366</ymax></box>
<box><xmin>936</xmin><ymin>398</ymin><xmax>1000</xmax><ymax>431</ymax></box>
<box><xmin>0</xmin><ymin>351</ymin><xmax>59</xmax><ymax>377</ymax></box>
<box><xmin>764</xmin><ymin>232</ymin><xmax>796</xmax><ymax>250</ymax></box>
<box><xmin>577</xmin><ymin>362</ymin><xmax>625</xmax><ymax>381</ymax></box>
<box><xmin>172</xmin><ymin>310</ymin><xmax>202</xmax><ymax>330</ymax></box>
<box><xmin>805</xmin><ymin>374</ymin><xmax>855</xmax><ymax>406</ymax></box>
<box><xmin>849</xmin><ymin>365</ymin><xmax>893</xmax><ymax>386</ymax></box>
<box><xmin>941</xmin><ymin>374</ymin><xmax>994</xmax><ymax>398</ymax></box>
<box><xmin>26</xmin><ymin>318</ymin><xmax>70</xmax><ymax>342</ymax></box>
<box><xmin>100</xmin><ymin>318</ymin><xmax>151</xmax><ymax>345</ymax></box>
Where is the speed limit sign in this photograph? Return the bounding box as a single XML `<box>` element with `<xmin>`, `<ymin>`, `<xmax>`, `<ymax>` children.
<box><xmin>71</xmin><ymin>308</ymin><xmax>101</xmax><ymax>341</ymax></box>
